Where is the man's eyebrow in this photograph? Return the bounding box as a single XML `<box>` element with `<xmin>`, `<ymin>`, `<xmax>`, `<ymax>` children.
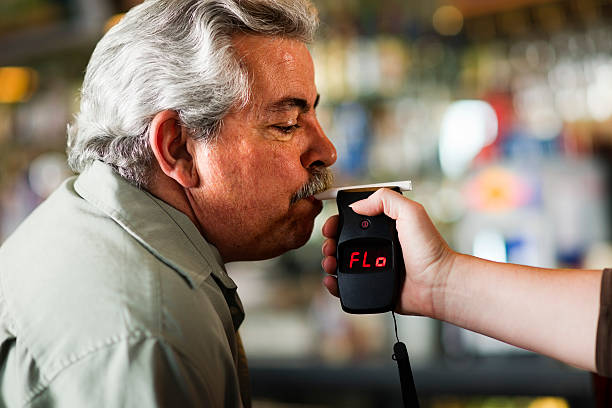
<box><xmin>265</xmin><ymin>94</ymin><xmax>321</xmax><ymax>113</ymax></box>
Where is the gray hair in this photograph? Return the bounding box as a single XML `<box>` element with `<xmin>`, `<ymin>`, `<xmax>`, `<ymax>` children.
<box><xmin>67</xmin><ymin>0</ymin><xmax>319</xmax><ymax>187</ymax></box>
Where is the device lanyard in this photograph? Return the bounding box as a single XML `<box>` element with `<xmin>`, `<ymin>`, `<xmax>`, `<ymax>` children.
<box><xmin>391</xmin><ymin>312</ymin><xmax>421</xmax><ymax>408</ymax></box>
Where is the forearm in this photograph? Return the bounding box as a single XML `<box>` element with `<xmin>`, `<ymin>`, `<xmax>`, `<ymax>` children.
<box><xmin>434</xmin><ymin>253</ymin><xmax>603</xmax><ymax>371</ymax></box>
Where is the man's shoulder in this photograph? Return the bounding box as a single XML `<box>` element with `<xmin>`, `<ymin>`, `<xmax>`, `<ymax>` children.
<box><xmin>0</xmin><ymin>178</ymin><xmax>232</xmax><ymax>383</ymax></box>
<box><xmin>0</xmin><ymin>176</ymin><xmax>170</xmax><ymax>304</ymax></box>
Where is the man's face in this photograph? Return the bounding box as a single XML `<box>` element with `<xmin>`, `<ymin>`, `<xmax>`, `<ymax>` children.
<box><xmin>188</xmin><ymin>34</ymin><xmax>337</xmax><ymax>262</ymax></box>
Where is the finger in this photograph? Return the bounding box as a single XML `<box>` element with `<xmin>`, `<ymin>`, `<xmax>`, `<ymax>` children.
<box><xmin>323</xmin><ymin>275</ymin><xmax>339</xmax><ymax>298</ymax></box>
<box><xmin>321</xmin><ymin>238</ymin><xmax>337</xmax><ymax>257</ymax></box>
<box><xmin>349</xmin><ymin>188</ymin><xmax>406</xmax><ymax>220</ymax></box>
<box><xmin>321</xmin><ymin>255</ymin><xmax>337</xmax><ymax>275</ymax></box>
<box><xmin>322</xmin><ymin>215</ymin><xmax>339</xmax><ymax>238</ymax></box>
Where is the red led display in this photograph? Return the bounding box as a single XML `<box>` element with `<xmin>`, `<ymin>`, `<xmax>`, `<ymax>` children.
<box><xmin>349</xmin><ymin>252</ymin><xmax>387</xmax><ymax>269</ymax></box>
<box><xmin>340</xmin><ymin>239</ymin><xmax>391</xmax><ymax>274</ymax></box>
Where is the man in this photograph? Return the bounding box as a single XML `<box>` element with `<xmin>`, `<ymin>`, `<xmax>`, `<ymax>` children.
<box><xmin>0</xmin><ymin>0</ymin><xmax>335</xmax><ymax>406</ymax></box>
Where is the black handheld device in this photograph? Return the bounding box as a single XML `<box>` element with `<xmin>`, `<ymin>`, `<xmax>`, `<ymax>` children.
<box><xmin>336</xmin><ymin>187</ymin><xmax>404</xmax><ymax>314</ymax></box>
<box><xmin>321</xmin><ymin>182</ymin><xmax>419</xmax><ymax>407</ymax></box>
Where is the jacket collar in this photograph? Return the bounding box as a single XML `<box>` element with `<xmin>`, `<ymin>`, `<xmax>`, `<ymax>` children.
<box><xmin>73</xmin><ymin>161</ymin><xmax>237</xmax><ymax>291</ymax></box>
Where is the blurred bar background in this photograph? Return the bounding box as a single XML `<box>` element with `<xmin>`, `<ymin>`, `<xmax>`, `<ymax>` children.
<box><xmin>2</xmin><ymin>0</ymin><xmax>612</xmax><ymax>407</ymax></box>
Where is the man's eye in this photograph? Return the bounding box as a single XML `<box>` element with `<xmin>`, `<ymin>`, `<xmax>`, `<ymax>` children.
<box><xmin>273</xmin><ymin>124</ymin><xmax>300</xmax><ymax>134</ymax></box>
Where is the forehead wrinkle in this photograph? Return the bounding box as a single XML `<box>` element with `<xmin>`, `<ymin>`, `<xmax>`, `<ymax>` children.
<box><xmin>265</xmin><ymin>97</ymin><xmax>309</xmax><ymax>114</ymax></box>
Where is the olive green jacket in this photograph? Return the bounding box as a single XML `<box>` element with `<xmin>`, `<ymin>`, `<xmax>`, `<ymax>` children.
<box><xmin>0</xmin><ymin>161</ymin><xmax>247</xmax><ymax>407</ymax></box>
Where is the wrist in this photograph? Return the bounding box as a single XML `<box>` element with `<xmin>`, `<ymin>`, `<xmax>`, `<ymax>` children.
<box><xmin>429</xmin><ymin>249</ymin><xmax>461</xmax><ymax>322</ymax></box>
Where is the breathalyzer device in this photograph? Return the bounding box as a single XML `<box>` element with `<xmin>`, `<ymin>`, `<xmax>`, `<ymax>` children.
<box><xmin>315</xmin><ymin>180</ymin><xmax>419</xmax><ymax>408</ymax></box>
<box><xmin>315</xmin><ymin>181</ymin><xmax>412</xmax><ymax>314</ymax></box>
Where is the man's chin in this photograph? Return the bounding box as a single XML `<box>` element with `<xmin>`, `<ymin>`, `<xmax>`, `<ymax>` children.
<box><xmin>246</xmin><ymin>233</ymin><xmax>312</xmax><ymax>261</ymax></box>
<box><xmin>294</xmin><ymin>213</ymin><xmax>318</xmax><ymax>246</ymax></box>
<box><xmin>270</xmin><ymin>210</ymin><xmax>317</xmax><ymax>254</ymax></box>
<box><xmin>234</xmin><ymin>201</ymin><xmax>321</xmax><ymax>261</ymax></box>
<box><xmin>292</xmin><ymin>195</ymin><xmax>323</xmax><ymax>215</ymax></box>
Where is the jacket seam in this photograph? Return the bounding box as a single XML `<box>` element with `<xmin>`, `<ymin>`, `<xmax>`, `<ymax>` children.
<box><xmin>23</xmin><ymin>330</ymin><xmax>151</xmax><ymax>407</ymax></box>
<box><xmin>23</xmin><ymin>333</ymin><xmax>214</xmax><ymax>408</ymax></box>
<box><xmin>0</xmin><ymin>268</ymin><xmax>17</xmax><ymax>336</ymax></box>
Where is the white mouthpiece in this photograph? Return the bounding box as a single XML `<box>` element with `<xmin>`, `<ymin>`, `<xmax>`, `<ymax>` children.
<box><xmin>314</xmin><ymin>180</ymin><xmax>412</xmax><ymax>200</ymax></box>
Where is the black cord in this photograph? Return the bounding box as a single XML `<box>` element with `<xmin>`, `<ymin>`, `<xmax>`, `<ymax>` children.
<box><xmin>391</xmin><ymin>311</ymin><xmax>420</xmax><ymax>408</ymax></box>
<box><xmin>392</xmin><ymin>311</ymin><xmax>400</xmax><ymax>343</ymax></box>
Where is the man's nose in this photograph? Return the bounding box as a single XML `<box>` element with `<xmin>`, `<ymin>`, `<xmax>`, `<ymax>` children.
<box><xmin>301</xmin><ymin>118</ymin><xmax>337</xmax><ymax>169</ymax></box>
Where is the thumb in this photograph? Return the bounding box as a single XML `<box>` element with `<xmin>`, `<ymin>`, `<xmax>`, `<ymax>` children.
<box><xmin>349</xmin><ymin>188</ymin><xmax>405</xmax><ymax>220</ymax></box>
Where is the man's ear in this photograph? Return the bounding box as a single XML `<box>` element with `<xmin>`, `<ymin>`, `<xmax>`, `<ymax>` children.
<box><xmin>148</xmin><ymin>110</ymin><xmax>198</xmax><ymax>188</ymax></box>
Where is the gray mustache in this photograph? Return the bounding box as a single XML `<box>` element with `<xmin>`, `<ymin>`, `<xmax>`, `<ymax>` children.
<box><xmin>290</xmin><ymin>168</ymin><xmax>334</xmax><ymax>204</ymax></box>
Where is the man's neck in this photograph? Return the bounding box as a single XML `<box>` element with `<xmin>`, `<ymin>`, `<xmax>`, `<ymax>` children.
<box><xmin>145</xmin><ymin>171</ymin><xmax>203</xmax><ymax>236</ymax></box>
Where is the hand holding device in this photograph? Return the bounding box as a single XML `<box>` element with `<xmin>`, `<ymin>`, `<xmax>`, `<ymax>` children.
<box><xmin>319</xmin><ymin>183</ymin><xmax>444</xmax><ymax>408</ymax></box>
<box><xmin>321</xmin><ymin>187</ymin><xmax>456</xmax><ymax>319</ymax></box>
<box><xmin>322</xmin><ymin>186</ymin><xmax>605</xmax><ymax>384</ymax></box>
<box><xmin>334</xmin><ymin>187</ymin><xmax>404</xmax><ymax>314</ymax></box>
